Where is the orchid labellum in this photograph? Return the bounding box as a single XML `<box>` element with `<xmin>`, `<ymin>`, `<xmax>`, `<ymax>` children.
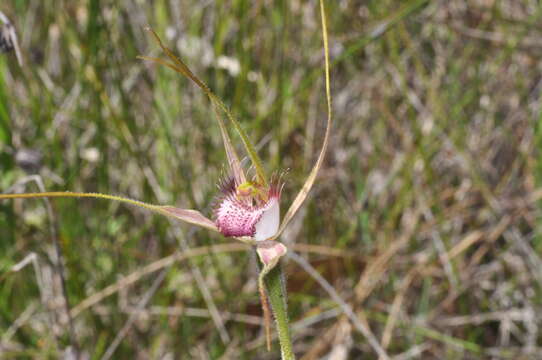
<box><xmin>214</xmin><ymin>176</ymin><xmax>283</xmax><ymax>241</ymax></box>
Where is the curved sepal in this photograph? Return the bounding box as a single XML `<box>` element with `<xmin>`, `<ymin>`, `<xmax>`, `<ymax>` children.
<box><xmin>158</xmin><ymin>206</ymin><xmax>218</xmax><ymax>232</ymax></box>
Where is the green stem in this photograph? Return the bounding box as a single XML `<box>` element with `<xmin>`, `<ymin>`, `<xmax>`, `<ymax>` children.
<box><xmin>264</xmin><ymin>264</ymin><xmax>295</xmax><ymax>360</ymax></box>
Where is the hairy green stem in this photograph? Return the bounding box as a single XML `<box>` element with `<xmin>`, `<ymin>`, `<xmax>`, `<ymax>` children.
<box><xmin>264</xmin><ymin>264</ymin><xmax>295</xmax><ymax>360</ymax></box>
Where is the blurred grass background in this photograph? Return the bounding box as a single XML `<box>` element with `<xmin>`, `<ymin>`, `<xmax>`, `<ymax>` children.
<box><xmin>1</xmin><ymin>0</ymin><xmax>542</xmax><ymax>358</ymax></box>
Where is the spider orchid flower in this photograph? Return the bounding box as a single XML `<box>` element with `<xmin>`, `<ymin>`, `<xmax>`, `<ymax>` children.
<box><xmin>135</xmin><ymin>27</ymin><xmax>297</xmax><ymax>269</ymax></box>
<box><xmin>213</xmin><ymin>175</ymin><xmax>287</xmax><ymax>266</ymax></box>
<box><xmin>0</xmin><ymin>2</ymin><xmax>331</xmax><ymax>355</ymax></box>
<box><xmin>214</xmin><ymin>176</ymin><xmax>282</xmax><ymax>241</ymax></box>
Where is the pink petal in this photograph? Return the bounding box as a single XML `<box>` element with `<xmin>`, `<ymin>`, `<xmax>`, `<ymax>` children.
<box><xmin>256</xmin><ymin>241</ymin><xmax>287</xmax><ymax>266</ymax></box>
<box><xmin>213</xmin><ymin>177</ymin><xmax>282</xmax><ymax>240</ymax></box>
<box><xmin>214</xmin><ymin>195</ymin><xmax>263</xmax><ymax>237</ymax></box>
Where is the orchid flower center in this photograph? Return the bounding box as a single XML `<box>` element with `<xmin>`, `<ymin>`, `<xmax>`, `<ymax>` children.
<box><xmin>213</xmin><ymin>177</ymin><xmax>282</xmax><ymax>241</ymax></box>
<box><xmin>236</xmin><ymin>181</ymin><xmax>268</xmax><ymax>203</ymax></box>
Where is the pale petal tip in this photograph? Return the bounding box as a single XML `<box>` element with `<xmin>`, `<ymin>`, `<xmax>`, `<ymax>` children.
<box><xmin>256</xmin><ymin>241</ymin><xmax>287</xmax><ymax>266</ymax></box>
<box><xmin>254</xmin><ymin>198</ymin><xmax>280</xmax><ymax>241</ymax></box>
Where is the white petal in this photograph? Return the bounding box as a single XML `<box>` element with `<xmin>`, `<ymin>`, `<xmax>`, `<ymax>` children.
<box><xmin>254</xmin><ymin>198</ymin><xmax>280</xmax><ymax>241</ymax></box>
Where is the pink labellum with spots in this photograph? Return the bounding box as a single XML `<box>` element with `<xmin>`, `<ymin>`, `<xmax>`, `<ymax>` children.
<box><xmin>214</xmin><ymin>177</ymin><xmax>283</xmax><ymax>241</ymax></box>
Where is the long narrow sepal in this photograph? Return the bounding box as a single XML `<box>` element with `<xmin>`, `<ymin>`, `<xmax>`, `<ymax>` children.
<box><xmin>211</xmin><ymin>103</ymin><xmax>247</xmax><ymax>186</ymax></box>
<box><xmin>138</xmin><ymin>28</ymin><xmax>267</xmax><ymax>187</ymax></box>
<box><xmin>0</xmin><ymin>192</ymin><xmax>218</xmax><ymax>232</ymax></box>
<box><xmin>157</xmin><ymin>206</ymin><xmax>217</xmax><ymax>232</ymax></box>
<box><xmin>273</xmin><ymin>0</ymin><xmax>332</xmax><ymax>240</ymax></box>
